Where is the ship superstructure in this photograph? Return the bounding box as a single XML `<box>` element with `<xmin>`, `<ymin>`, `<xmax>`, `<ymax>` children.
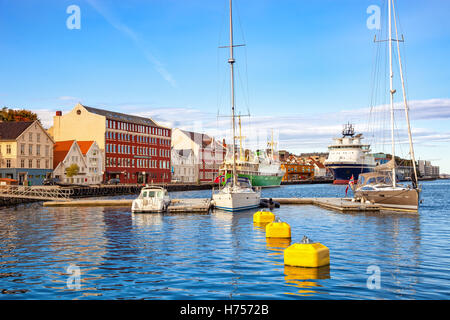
<box><xmin>324</xmin><ymin>123</ymin><xmax>375</xmax><ymax>184</ymax></box>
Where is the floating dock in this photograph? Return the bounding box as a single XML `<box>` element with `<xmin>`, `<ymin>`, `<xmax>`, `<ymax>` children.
<box><xmin>271</xmin><ymin>197</ymin><xmax>381</xmax><ymax>212</ymax></box>
<box><xmin>43</xmin><ymin>197</ymin><xmax>382</xmax><ymax>213</ymax></box>
<box><xmin>43</xmin><ymin>198</ymin><xmax>212</xmax><ymax>213</ymax></box>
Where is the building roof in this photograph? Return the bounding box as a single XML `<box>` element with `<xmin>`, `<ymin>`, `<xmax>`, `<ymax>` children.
<box><xmin>179</xmin><ymin>129</ymin><xmax>223</xmax><ymax>149</ymax></box>
<box><xmin>77</xmin><ymin>141</ymin><xmax>95</xmax><ymax>155</ymax></box>
<box><xmin>82</xmin><ymin>104</ymin><xmax>161</xmax><ymax>127</ymax></box>
<box><xmin>308</xmin><ymin>157</ymin><xmax>326</xmax><ymax>168</ymax></box>
<box><xmin>53</xmin><ymin>140</ymin><xmax>76</xmax><ymax>169</ymax></box>
<box><xmin>283</xmin><ymin>155</ymin><xmax>311</xmax><ymax>165</ymax></box>
<box><xmin>0</xmin><ymin>121</ymin><xmax>34</xmax><ymax>140</ymax></box>
<box><xmin>173</xmin><ymin>149</ymin><xmax>193</xmax><ymax>158</ymax></box>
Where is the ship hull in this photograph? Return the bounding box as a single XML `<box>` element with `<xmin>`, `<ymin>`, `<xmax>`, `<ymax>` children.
<box><xmin>223</xmin><ymin>172</ymin><xmax>282</xmax><ymax>187</ymax></box>
<box><xmin>325</xmin><ymin>164</ymin><xmax>375</xmax><ymax>184</ymax></box>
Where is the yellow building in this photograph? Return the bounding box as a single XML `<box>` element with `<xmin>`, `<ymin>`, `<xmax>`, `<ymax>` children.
<box><xmin>0</xmin><ymin>121</ymin><xmax>54</xmax><ymax>185</ymax></box>
<box><xmin>50</xmin><ymin>104</ymin><xmax>107</xmax><ymax>150</ymax></box>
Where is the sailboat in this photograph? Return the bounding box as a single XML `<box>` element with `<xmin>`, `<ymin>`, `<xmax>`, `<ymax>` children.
<box><xmin>212</xmin><ymin>0</ymin><xmax>261</xmax><ymax>212</ymax></box>
<box><xmin>354</xmin><ymin>0</ymin><xmax>420</xmax><ymax>212</ymax></box>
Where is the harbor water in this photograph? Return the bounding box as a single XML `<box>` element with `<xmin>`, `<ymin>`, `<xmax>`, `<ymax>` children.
<box><xmin>0</xmin><ymin>180</ymin><xmax>449</xmax><ymax>299</ymax></box>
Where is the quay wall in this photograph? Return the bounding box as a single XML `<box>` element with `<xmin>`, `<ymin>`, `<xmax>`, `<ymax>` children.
<box><xmin>1</xmin><ymin>179</ymin><xmax>334</xmax><ymax>207</ymax></box>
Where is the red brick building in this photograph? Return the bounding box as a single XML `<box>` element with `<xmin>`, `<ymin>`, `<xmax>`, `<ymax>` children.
<box><xmin>51</xmin><ymin>103</ymin><xmax>171</xmax><ymax>184</ymax></box>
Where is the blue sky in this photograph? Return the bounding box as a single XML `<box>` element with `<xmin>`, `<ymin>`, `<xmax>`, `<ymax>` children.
<box><xmin>0</xmin><ymin>0</ymin><xmax>449</xmax><ymax>172</ymax></box>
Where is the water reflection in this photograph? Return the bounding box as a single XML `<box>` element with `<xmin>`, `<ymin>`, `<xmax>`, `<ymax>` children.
<box><xmin>131</xmin><ymin>213</ymin><xmax>163</xmax><ymax>229</ymax></box>
<box><xmin>253</xmin><ymin>221</ymin><xmax>269</xmax><ymax>230</ymax></box>
<box><xmin>284</xmin><ymin>265</ymin><xmax>330</xmax><ymax>297</ymax></box>
<box><xmin>266</xmin><ymin>238</ymin><xmax>291</xmax><ymax>256</ymax></box>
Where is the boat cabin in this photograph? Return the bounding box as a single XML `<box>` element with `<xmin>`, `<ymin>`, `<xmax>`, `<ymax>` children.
<box><xmin>224</xmin><ymin>176</ymin><xmax>253</xmax><ymax>189</ymax></box>
<box><xmin>139</xmin><ymin>187</ymin><xmax>168</xmax><ymax>199</ymax></box>
<box><xmin>356</xmin><ymin>172</ymin><xmax>393</xmax><ymax>190</ymax></box>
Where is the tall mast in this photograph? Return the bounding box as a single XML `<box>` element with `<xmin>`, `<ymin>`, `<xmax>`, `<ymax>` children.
<box><xmin>228</xmin><ymin>0</ymin><xmax>237</xmax><ymax>187</ymax></box>
<box><xmin>268</xmin><ymin>129</ymin><xmax>275</xmax><ymax>160</ymax></box>
<box><xmin>388</xmin><ymin>0</ymin><xmax>397</xmax><ymax>187</ymax></box>
<box><xmin>392</xmin><ymin>0</ymin><xmax>419</xmax><ymax>186</ymax></box>
<box><xmin>238</xmin><ymin>115</ymin><xmax>245</xmax><ymax>161</ymax></box>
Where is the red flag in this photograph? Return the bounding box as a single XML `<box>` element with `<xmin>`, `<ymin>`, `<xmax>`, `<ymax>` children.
<box><xmin>345</xmin><ymin>175</ymin><xmax>355</xmax><ymax>197</ymax></box>
<box><xmin>214</xmin><ymin>175</ymin><xmax>224</xmax><ymax>183</ymax></box>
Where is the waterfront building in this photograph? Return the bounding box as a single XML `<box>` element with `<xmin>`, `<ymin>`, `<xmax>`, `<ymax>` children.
<box><xmin>49</xmin><ymin>103</ymin><xmax>171</xmax><ymax>183</ymax></box>
<box><xmin>0</xmin><ymin>121</ymin><xmax>54</xmax><ymax>185</ymax></box>
<box><xmin>372</xmin><ymin>152</ymin><xmax>390</xmax><ymax>165</ymax></box>
<box><xmin>299</xmin><ymin>152</ymin><xmax>329</xmax><ymax>165</ymax></box>
<box><xmin>278</xmin><ymin>150</ymin><xmax>290</xmax><ymax>162</ymax></box>
<box><xmin>171</xmin><ymin>149</ymin><xmax>196</xmax><ymax>183</ymax></box>
<box><xmin>418</xmin><ymin>160</ymin><xmax>440</xmax><ymax>178</ymax></box>
<box><xmin>281</xmin><ymin>155</ymin><xmax>314</xmax><ymax>181</ymax></box>
<box><xmin>308</xmin><ymin>157</ymin><xmax>329</xmax><ymax>178</ymax></box>
<box><xmin>171</xmin><ymin>129</ymin><xmax>226</xmax><ymax>183</ymax></box>
<box><xmin>53</xmin><ymin>140</ymin><xmax>103</xmax><ymax>184</ymax></box>
<box><xmin>53</xmin><ymin>140</ymin><xmax>88</xmax><ymax>184</ymax></box>
<box><xmin>78</xmin><ymin>141</ymin><xmax>103</xmax><ymax>184</ymax></box>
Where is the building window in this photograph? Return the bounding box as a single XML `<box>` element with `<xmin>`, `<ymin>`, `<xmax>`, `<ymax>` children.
<box><xmin>21</xmin><ymin>159</ymin><xmax>25</xmax><ymax>168</ymax></box>
<box><xmin>37</xmin><ymin>133</ymin><xmax>41</xmax><ymax>142</ymax></box>
<box><xmin>29</xmin><ymin>145</ymin><xmax>33</xmax><ymax>155</ymax></box>
<box><xmin>6</xmin><ymin>145</ymin><xmax>11</xmax><ymax>154</ymax></box>
<box><xmin>6</xmin><ymin>159</ymin><xmax>11</xmax><ymax>168</ymax></box>
<box><xmin>29</xmin><ymin>133</ymin><xmax>33</xmax><ymax>141</ymax></box>
<box><xmin>20</xmin><ymin>144</ymin><xmax>25</xmax><ymax>155</ymax></box>
<box><xmin>36</xmin><ymin>145</ymin><xmax>41</xmax><ymax>155</ymax></box>
<box><xmin>36</xmin><ymin>159</ymin><xmax>40</xmax><ymax>168</ymax></box>
<box><xmin>45</xmin><ymin>145</ymin><xmax>49</xmax><ymax>156</ymax></box>
<box><xmin>45</xmin><ymin>159</ymin><xmax>49</xmax><ymax>169</ymax></box>
<box><xmin>29</xmin><ymin>159</ymin><xmax>33</xmax><ymax>168</ymax></box>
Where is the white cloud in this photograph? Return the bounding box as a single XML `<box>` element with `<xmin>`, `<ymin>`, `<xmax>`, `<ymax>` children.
<box><xmin>57</xmin><ymin>96</ymin><xmax>79</xmax><ymax>101</ymax></box>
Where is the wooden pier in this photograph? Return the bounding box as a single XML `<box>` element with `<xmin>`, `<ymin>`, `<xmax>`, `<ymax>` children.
<box><xmin>43</xmin><ymin>198</ymin><xmax>212</xmax><ymax>213</ymax></box>
<box><xmin>42</xmin><ymin>197</ymin><xmax>381</xmax><ymax>213</ymax></box>
<box><xmin>271</xmin><ymin>197</ymin><xmax>381</xmax><ymax>212</ymax></box>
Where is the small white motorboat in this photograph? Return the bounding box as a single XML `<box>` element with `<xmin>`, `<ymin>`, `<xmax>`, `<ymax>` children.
<box><xmin>132</xmin><ymin>186</ymin><xmax>170</xmax><ymax>213</ymax></box>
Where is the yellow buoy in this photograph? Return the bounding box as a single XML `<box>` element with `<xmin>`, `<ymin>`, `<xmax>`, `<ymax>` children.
<box><xmin>253</xmin><ymin>210</ymin><xmax>275</xmax><ymax>223</ymax></box>
<box><xmin>284</xmin><ymin>237</ymin><xmax>330</xmax><ymax>268</ymax></box>
<box><xmin>266</xmin><ymin>222</ymin><xmax>291</xmax><ymax>239</ymax></box>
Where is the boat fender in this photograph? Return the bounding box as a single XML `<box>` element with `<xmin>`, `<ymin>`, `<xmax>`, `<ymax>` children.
<box><xmin>260</xmin><ymin>198</ymin><xmax>280</xmax><ymax>208</ymax></box>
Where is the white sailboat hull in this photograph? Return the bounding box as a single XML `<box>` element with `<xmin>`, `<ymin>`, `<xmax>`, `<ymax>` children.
<box><xmin>212</xmin><ymin>190</ymin><xmax>261</xmax><ymax>212</ymax></box>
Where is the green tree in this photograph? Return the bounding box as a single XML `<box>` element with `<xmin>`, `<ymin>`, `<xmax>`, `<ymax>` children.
<box><xmin>0</xmin><ymin>107</ymin><xmax>40</xmax><ymax>123</ymax></box>
<box><xmin>66</xmin><ymin>164</ymin><xmax>80</xmax><ymax>177</ymax></box>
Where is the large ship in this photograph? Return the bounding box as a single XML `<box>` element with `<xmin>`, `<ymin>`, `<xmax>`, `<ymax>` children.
<box><xmin>217</xmin><ymin>123</ymin><xmax>284</xmax><ymax>187</ymax></box>
<box><xmin>324</xmin><ymin>123</ymin><xmax>376</xmax><ymax>184</ymax></box>
<box><xmin>219</xmin><ymin>150</ymin><xmax>284</xmax><ymax>187</ymax></box>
